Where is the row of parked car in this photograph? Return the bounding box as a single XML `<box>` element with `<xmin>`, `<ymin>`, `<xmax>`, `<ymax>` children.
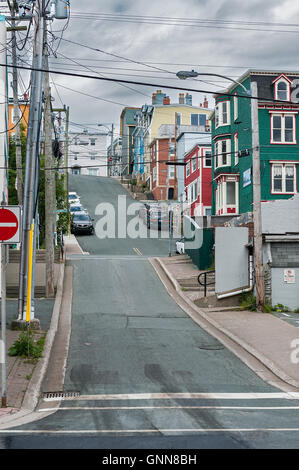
<box><xmin>68</xmin><ymin>192</ymin><xmax>95</xmax><ymax>236</ymax></box>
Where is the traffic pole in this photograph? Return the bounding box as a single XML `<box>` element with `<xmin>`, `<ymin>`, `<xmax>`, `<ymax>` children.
<box><xmin>1</xmin><ymin>242</ymin><xmax>6</xmax><ymax>408</ymax></box>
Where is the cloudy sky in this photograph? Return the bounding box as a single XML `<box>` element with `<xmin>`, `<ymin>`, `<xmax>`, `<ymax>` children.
<box><xmin>28</xmin><ymin>0</ymin><xmax>299</xmax><ymax>135</ymax></box>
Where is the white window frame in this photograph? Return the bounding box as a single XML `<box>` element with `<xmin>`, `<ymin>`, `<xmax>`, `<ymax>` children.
<box><xmin>274</xmin><ymin>78</ymin><xmax>290</xmax><ymax>102</ymax></box>
<box><xmin>168</xmin><ymin>165</ymin><xmax>175</xmax><ymax>179</ymax></box>
<box><xmin>234</xmin><ymin>133</ymin><xmax>239</xmax><ymax>165</ymax></box>
<box><xmin>203</xmin><ymin>149</ymin><xmax>212</xmax><ymax>168</ymax></box>
<box><xmin>191</xmin><ymin>155</ymin><xmax>197</xmax><ymax>173</ymax></box>
<box><xmin>186</xmin><ymin>161</ymin><xmax>191</xmax><ymax>178</ymax></box>
<box><xmin>271</xmin><ymin>162</ymin><xmax>297</xmax><ymax>194</ymax></box>
<box><xmin>153</xmin><ymin>165</ymin><xmax>157</xmax><ymax>182</ymax></box>
<box><xmin>215</xmin><ymin>139</ymin><xmax>231</xmax><ymax>168</ymax></box>
<box><xmin>233</xmin><ymin>93</ymin><xmax>238</xmax><ymax>122</ymax></box>
<box><xmin>270</xmin><ymin>112</ymin><xmax>296</xmax><ymax>144</ymax></box>
<box><xmin>215</xmin><ymin>101</ymin><xmax>230</xmax><ymax>128</ymax></box>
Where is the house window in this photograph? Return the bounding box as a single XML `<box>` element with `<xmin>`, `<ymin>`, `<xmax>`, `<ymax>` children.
<box><xmin>90</xmin><ymin>138</ymin><xmax>96</xmax><ymax>146</ymax></box>
<box><xmin>215</xmin><ymin>101</ymin><xmax>230</xmax><ymax>128</ymax></box>
<box><xmin>191</xmin><ymin>156</ymin><xmax>197</xmax><ymax>173</ymax></box>
<box><xmin>272</xmin><ymin>163</ymin><xmax>296</xmax><ymax>194</ymax></box>
<box><xmin>153</xmin><ymin>166</ymin><xmax>157</xmax><ymax>182</ymax></box>
<box><xmin>176</xmin><ymin>113</ymin><xmax>181</xmax><ymax>125</ymax></box>
<box><xmin>191</xmin><ymin>114</ymin><xmax>206</xmax><ymax>126</ymax></box>
<box><xmin>90</xmin><ymin>153</ymin><xmax>96</xmax><ymax>160</ymax></box>
<box><xmin>186</xmin><ymin>161</ymin><xmax>191</xmax><ymax>178</ymax></box>
<box><xmin>271</xmin><ymin>114</ymin><xmax>295</xmax><ymax>143</ymax></box>
<box><xmin>169</xmin><ymin>142</ymin><xmax>175</xmax><ymax>156</ymax></box>
<box><xmin>215</xmin><ymin>139</ymin><xmax>231</xmax><ymax>168</ymax></box>
<box><xmin>274</xmin><ymin>77</ymin><xmax>291</xmax><ymax>102</ymax></box>
<box><xmin>234</xmin><ymin>133</ymin><xmax>239</xmax><ymax>165</ymax></box>
<box><xmin>204</xmin><ymin>150</ymin><xmax>212</xmax><ymax>167</ymax></box>
<box><xmin>187</xmin><ymin>180</ymin><xmax>198</xmax><ymax>204</ymax></box>
<box><xmin>169</xmin><ymin>165</ymin><xmax>175</xmax><ymax>179</ymax></box>
<box><xmin>234</xmin><ymin>93</ymin><xmax>238</xmax><ymax>121</ymax></box>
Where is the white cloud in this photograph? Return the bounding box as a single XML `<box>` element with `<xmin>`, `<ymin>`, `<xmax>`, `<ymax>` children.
<box><xmin>46</xmin><ymin>0</ymin><xmax>299</xmax><ymax>133</ymax></box>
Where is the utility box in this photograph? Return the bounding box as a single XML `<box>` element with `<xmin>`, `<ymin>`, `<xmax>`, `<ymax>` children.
<box><xmin>55</xmin><ymin>0</ymin><xmax>69</xmax><ymax>19</ymax></box>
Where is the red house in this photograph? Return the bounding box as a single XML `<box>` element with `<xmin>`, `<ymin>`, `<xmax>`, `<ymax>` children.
<box><xmin>150</xmin><ymin>137</ymin><xmax>177</xmax><ymax>200</ymax></box>
<box><xmin>184</xmin><ymin>144</ymin><xmax>212</xmax><ymax>216</ymax></box>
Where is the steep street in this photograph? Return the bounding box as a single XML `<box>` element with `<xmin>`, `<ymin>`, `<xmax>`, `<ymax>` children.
<box><xmin>1</xmin><ymin>176</ymin><xmax>299</xmax><ymax>449</ymax></box>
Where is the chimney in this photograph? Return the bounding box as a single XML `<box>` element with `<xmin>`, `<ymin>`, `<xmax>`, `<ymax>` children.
<box><xmin>179</xmin><ymin>93</ymin><xmax>185</xmax><ymax>104</ymax></box>
<box><xmin>152</xmin><ymin>92</ymin><xmax>156</xmax><ymax>105</ymax></box>
<box><xmin>163</xmin><ymin>96</ymin><xmax>170</xmax><ymax>105</ymax></box>
<box><xmin>203</xmin><ymin>96</ymin><xmax>209</xmax><ymax>108</ymax></box>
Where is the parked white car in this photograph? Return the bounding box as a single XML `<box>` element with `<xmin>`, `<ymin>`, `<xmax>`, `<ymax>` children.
<box><xmin>176</xmin><ymin>237</ymin><xmax>185</xmax><ymax>254</ymax></box>
<box><xmin>68</xmin><ymin>192</ymin><xmax>80</xmax><ymax>205</ymax></box>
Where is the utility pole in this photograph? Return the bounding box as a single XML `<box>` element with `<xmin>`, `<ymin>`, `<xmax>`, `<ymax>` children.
<box><xmin>10</xmin><ymin>1</ymin><xmax>23</xmax><ymax>205</ymax></box>
<box><xmin>251</xmin><ymin>81</ymin><xmax>265</xmax><ymax>310</ymax></box>
<box><xmin>18</xmin><ymin>3</ymin><xmax>44</xmax><ymax>322</ymax></box>
<box><xmin>44</xmin><ymin>43</ymin><xmax>55</xmax><ymax>298</ymax></box>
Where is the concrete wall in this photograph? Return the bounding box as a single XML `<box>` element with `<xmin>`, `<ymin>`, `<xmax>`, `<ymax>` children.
<box><xmin>271</xmin><ymin>268</ymin><xmax>299</xmax><ymax>310</ymax></box>
<box><xmin>261</xmin><ymin>195</ymin><xmax>299</xmax><ymax>234</ymax></box>
<box><xmin>215</xmin><ymin>227</ymin><xmax>249</xmax><ymax>294</ymax></box>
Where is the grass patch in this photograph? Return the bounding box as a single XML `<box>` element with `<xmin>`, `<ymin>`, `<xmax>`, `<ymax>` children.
<box><xmin>9</xmin><ymin>330</ymin><xmax>46</xmax><ymax>359</ymax></box>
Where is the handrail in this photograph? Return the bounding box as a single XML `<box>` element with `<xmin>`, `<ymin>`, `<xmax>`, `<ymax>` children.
<box><xmin>198</xmin><ymin>270</ymin><xmax>215</xmax><ymax>297</ymax></box>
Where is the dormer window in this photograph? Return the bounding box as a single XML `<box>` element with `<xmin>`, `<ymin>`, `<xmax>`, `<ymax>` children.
<box><xmin>273</xmin><ymin>74</ymin><xmax>292</xmax><ymax>102</ymax></box>
<box><xmin>277</xmin><ymin>81</ymin><xmax>287</xmax><ymax>101</ymax></box>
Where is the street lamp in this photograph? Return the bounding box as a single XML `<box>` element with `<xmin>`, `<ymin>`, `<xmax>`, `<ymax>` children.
<box><xmin>176</xmin><ymin>69</ymin><xmax>250</xmax><ymax>95</ymax></box>
<box><xmin>98</xmin><ymin>123</ymin><xmax>115</xmax><ymax>177</ymax></box>
<box><xmin>176</xmin><ymin>70</ymin><xmax>265</xmax><ymax>309</ymax></box>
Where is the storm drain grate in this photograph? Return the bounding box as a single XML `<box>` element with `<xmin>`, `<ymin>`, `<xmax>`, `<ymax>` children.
<box><xmin>42</xmin><ymin>391</ymin><xmax>80</xmax><ymax>401</ymax></box>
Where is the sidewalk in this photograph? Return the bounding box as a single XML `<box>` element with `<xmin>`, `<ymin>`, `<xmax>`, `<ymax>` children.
<box><xmin>0</xmin><ymin>235</ymin><xmax>81</xmax><ymax>422</ymax></box>
<box><xmin>153</xmin><ymin>255</ymin><xmax>299</xmax><ymax>392</ymax></box>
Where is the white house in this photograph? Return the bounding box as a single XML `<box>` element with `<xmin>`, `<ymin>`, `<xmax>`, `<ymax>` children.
<box><xmin>69</xmin><ymin>129</ymin><xmax>108</xmax><ymax>177</ymax></box>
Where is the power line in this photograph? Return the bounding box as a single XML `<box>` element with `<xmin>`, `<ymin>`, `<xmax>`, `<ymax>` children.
<box><xmin>4</xmin><ymin>60</ymin><xmax>299</xmax><ymax>104</ymax></box>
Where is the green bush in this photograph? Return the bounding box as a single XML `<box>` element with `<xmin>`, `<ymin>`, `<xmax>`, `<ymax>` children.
<box><xmin>272</xmin><ymin>303</ymin><xmax>290</xmax><ymax>313</ymax></box>
<box><xmin>130</xmin><ymin>178</ymin><xmax>137</xmax><ymax>186</ymax></box>
<box><xmin>9</xmin><ymin>330</ymin><xmax>46</xmax><ymax>359</ymax></box>
<box><xmin>239</xmin><ymin>292</ymin><xmax>257</xmax><ymax>311</ymax></box>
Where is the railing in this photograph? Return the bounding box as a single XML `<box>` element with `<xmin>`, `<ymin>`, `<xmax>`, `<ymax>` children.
<box><xmin>198</xmin><ymin>270</ymin><xmax>215</xmax><ymax>297</ymax></box>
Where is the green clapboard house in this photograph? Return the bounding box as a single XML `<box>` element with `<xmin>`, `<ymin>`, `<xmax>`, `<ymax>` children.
<box><xmin>211</xmin><ymin>69</ymin><xmax>299</xmax><ymax>216</ymax></box>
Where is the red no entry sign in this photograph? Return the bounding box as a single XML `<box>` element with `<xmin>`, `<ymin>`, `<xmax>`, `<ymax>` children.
<box><xmin>0</xmin><ymin>206</ymin><xmax>21</xmax><ymax>243</ymax></box>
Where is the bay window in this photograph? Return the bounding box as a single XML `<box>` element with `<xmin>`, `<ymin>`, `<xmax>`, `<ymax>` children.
<box><xmin>215</xmin><ymin>101</ymin><xmax>230</xmax><ymax>128</ymax></box>
<box><xmin>215</xmin><ymin>138</ymin><xmax>231</xmax><ymax>168</ymax></box>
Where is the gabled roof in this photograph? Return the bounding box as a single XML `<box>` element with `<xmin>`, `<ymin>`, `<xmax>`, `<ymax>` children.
<box><xmin>272</xmin><ymin>73</ymin><xmax>293</xmax><ymax>85</ymax></box>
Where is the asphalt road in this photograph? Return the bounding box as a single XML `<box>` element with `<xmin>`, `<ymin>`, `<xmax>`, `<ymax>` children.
<box><xmin>1</xmin><ymin>176</ymin><xmax>299</xmax><ymax>450</ymax></box>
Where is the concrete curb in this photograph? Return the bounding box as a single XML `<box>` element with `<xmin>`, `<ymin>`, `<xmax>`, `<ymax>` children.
<box><xmin>0</xmin><ymin>254</ymin><xmax>66</xmax><ymax>428</ymax></box>
<box><xmin>151</xmin><ymin>257</ymin><xmax>299</xmax><ymax>392</ymax></box>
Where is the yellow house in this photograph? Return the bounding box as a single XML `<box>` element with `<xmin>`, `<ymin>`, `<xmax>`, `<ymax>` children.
<box><xmin>8</xmin><ymin>99</ymin><xmax>29</xmax><ymax>137</ymax></box>
<box><xmin>140</xmin><ymin>91</ymin><xmax>212</xmax><ymax>181</ymax></box>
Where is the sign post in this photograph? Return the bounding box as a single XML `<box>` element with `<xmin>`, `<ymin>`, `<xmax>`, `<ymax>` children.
<box><xmin>0</xmin><ymin>206</ymin><xmax>21</xmax><ymax>408</ymax></box>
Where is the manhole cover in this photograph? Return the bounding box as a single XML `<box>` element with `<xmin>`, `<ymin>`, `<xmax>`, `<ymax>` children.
<box><xmin>42</xmin><ymin>391</ymin><xmax>80</xmax><ymax>401</ymax></box>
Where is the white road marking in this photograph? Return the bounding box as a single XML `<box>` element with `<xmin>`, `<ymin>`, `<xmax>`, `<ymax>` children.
<box><xmin>38</xmin><ymin>405</ymin><xmax>299</xmax><ymax>413</ymax></box>
<box><xmin>281</xmin><ymin>313</ymin><xmax>290</xmax><ymax>317</ymax></box>
<box><xmin>42</xmin><ymin>392</ymin><xmax>299</xmax><ymax>402</ymax></box>
<box><xmin>2</xmin><ymin>428</ymin><xmax>299</xmax><ymax>434</ymax></box>
<box><xmin>133</xmin><ymin>247</ymin><xmax>142</xmax><ymax>256</ymax></box>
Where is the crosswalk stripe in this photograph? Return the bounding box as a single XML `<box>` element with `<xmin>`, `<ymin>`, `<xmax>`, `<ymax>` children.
<box><xmin>42</xmin><ymin>392</ymin><xmax>299</xmax><ymax>402</ymax></box>
<box><xmin>38</xmin><ymin>405</ymin><xmax>299</xmax><ymax>412</ymax></box>
<box><xmin>2</xmin><ymin>428</ymin><xmax>299</xmax><ymax>434</ymax></box>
